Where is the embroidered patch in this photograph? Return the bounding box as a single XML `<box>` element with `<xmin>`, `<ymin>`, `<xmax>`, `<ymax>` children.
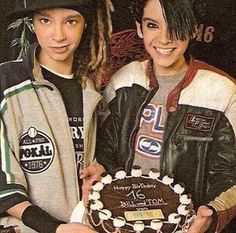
<box><xmin>136</xmin><ymin>135</ymin><xmax>162</xmax><ymax>158</ymax></box>
<box><xmin>185</xmin><ymin>114</ymin><xmax>215</xmax><ymax>132</ymax></box>
<box><xmin>19</xmin><ymin>127</ymin><xmax>55</xmax><ymax>174</ymax></box>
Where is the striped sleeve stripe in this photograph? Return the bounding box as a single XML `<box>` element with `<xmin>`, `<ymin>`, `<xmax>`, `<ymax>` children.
<box><xmin>0</xmin><ymin>80</ymin><xmax>33</xmax><ymax>114</ymax></box>
<box><xmin>0</xmin><ymin>189</ymin><xmax>27</xmax><ymax>199</ymax></box>
<box><xmin>0</xmin><ymin>79</ymin><xmax>35</xmax><ymax>184</ymax></box>
<box><xmin>1</xmin><ymin>120</ymin><xmax>15</xmax><ymax>184</ymax></box>
<box><xmin>3</xmin><ymin>79</ymin><xmax>33</xmax><ymax>97</ymax></box>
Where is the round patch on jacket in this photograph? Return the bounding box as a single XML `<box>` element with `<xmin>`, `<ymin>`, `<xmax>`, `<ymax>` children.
<box><xmin>19</xmin><ymin>127</ymin><xmax>55</xmax><ymax>174</ymax></box>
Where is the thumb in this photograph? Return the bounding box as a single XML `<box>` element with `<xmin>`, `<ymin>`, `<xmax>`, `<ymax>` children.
<box><xmin>197</xmin><ymin>206</ymin><xmax>213</xmax><ymax>218</ymax></box>
<box><xmin>80</xmin><ymin>167</ymin><xmax>90</xmax><ymax>179</ymax></box>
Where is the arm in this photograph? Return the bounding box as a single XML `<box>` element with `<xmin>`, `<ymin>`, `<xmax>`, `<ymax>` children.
<box><xmin>95</xmin><ymin>95</ymin><xmax>122</xmax><ymax>175</ymax></box>
<box><xmin>1</xmin><ymin>113</ymin><xmax>96</xmax><ymax>233</ymax></box>
<box><xmin>6</xmin><ymin>201</ymin><xmax>31</xmax><ymax>219</ymax></box>
<box><xmin>188</xmin><ymin>186</ymin><xmax>236</xmax><ymax>233</ymax></box>
<box><xmin>191</xmin><ymin>91</ymin><xmax>236</xmax><ymax>233</ymax></box>
<box><xmin>7</xmin><ymin>202</ymin><xmax>96</xmax><ymax>233</ymax></box>
<box><xmin>206</xmin><ymin>93</ymin><xmax>236</xmax><ymax>232</ymax></box>
<box><xmin>208</xmin><ymin>186</ymin><xmax>236</xmax><ymax>232</ymax></box>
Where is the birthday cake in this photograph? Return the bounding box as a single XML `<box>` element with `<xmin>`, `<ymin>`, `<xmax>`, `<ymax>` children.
<box><xmin>87</xmin><ymin>166</ymin><xmax>195</xmax><ymax>233</ymax></box>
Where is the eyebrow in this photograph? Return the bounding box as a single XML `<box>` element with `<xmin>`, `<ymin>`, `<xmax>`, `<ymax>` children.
<box><xmin>35</xmin><ymin>12</ymin><xmax>82</xmax><ymax>19</ymax></box>
<box><xmin>142</xmin><ymin>17</ymin><xmax>159</xmax><ymax>23</ymax></box>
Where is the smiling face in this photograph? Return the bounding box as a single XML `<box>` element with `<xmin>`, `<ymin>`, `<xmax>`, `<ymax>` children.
<box><xmin>136</xmin><ymin>0</ymin><xmax>190</xmax><ymax>76</ymax></box>
<box><xmin>33</xmin><ymin>8</ymin><xmax>85</xmax><ymax>74</ymax></box>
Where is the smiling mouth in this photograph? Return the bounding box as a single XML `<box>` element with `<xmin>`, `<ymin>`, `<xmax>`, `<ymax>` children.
<box><xmin>50</xmin><ymin>45</ymin><xmax>69</xmax><ymax>53</ymax></box>
<box><xmin>156</xmin><ymin>47</ymin><xmax>175</xmax><ymax>55</ymax></box>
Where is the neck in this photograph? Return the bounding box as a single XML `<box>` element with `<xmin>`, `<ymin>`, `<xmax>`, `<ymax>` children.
<box><xmin>154</xmin><ymin>58</ymin><xmax>189</xmax><ymax>77</ymax></box>
<box><xmin>37</xmin><ymin>51</ymin><xmax>73</xmax><ymax>75</ymax></box>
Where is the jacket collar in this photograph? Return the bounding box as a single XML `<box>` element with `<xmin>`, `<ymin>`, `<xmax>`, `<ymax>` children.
<box><xmin>145</xmin><ymin>57</ymin><xmax>197</xmax><ymax>112</ymax></box>
<box><xmin>22</xmin><ymin>42</ymin><xmax>46</xmax><ymax>82</ymax></box>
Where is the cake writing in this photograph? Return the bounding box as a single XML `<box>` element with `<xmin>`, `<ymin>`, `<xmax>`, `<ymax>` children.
<box><xmin>120</xmin><ymin>198</ymin><xmax>167</xmax><ymax>209</ymax></box>
<box><xmin>113</xmin><ymin>182</ymin><xmax>156</xmax><ymax>191</ymax></box>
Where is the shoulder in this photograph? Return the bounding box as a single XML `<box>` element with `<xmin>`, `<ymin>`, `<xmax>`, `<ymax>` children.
<box><xmin>0</xmin><ymin>59</ymin><xmax>27</xmax><ymax>87</ymax></box>
<box><xmin>0</xmin><ymin>59</ymin><xmax>35</xmax><ymax>103</ymax></box>
<box><xmin>0</xmin><ymin>59</ymin><xmax>24</xmax><ymax>73</ymax></box>
<box><xmin>192</xmin><ymin>59</ymin><xmax>236</xmax><ymax>93</ymax></box>
<box><xmin>103</xmin><ymin>60</ymin><xmax>149</xmax><ymax>103</ymax></box>
<box><xmin>180</xmin><ymin>59</ymin><xmax>236</xmax><ymax>112</ymax></box>
<box><xmin>107</xmin><ymin>60</ymin><xmax>149</xmax><ymax>91</ymax></box>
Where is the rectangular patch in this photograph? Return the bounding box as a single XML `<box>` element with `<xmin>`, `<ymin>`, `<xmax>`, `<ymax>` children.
<box><xmin>185</xmin><ymin>114</ymin><xmax>215</xmax><ymax>132</ymax></box>
<box><xmin>124</xmin><ymin>209</ymin><xmax>164</xmax><ymax>221</ymax></box>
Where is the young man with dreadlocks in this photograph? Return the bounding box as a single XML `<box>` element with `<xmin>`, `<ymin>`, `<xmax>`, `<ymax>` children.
<box><xmin>95</xmin><ymin>0</ymin><xmax>236</xmax><ymax>232</ymax></box>
<box><xmin>0</xmin><ymin>0</ymin><xmax>113</xmax><ymax>232</ymax></box>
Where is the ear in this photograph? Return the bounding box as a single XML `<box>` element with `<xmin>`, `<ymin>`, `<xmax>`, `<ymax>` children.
<box><xmin>136</xmin><ymin>21</ymin><xmax>143</xmax><ymax>39</ymax></box>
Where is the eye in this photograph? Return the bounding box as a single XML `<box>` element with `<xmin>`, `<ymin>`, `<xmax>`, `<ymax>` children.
<box><xmin>66</xmin><ymin>19</ymin><xmax>78</xmax><ymax>25</ymax></box>
<box><xmin>146</xmin><ymin>22</ymin><xmax>159</xmax><ymax>29</ymax></box>
<box><xmin>39</xmin><ymin>18</ymin><xmax>50</xmax><ymax>24</ymax></box>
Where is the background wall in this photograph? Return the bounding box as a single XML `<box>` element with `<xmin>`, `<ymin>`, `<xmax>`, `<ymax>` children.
<box><xmin>1</xmin><ymin>0</ymin><xmax>235</xmax><ymax>78</ymax></box>
<box><xmin>0</xmin><ymin>0</ymin><xmax>235</xmax><ymax>231</ymax></box>
<box><xmin>0</xmin><ymin>1</ymin><xmax>15</xmax><ymax>62</ymax></box>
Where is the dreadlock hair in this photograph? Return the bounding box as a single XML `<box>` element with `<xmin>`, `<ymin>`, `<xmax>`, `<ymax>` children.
<box><xmin>129</xmin><ymin>0</ymin><xmax>196</xmax><ymax>41</ymax></box>
<box><xmin>73</xmin><ymin>0</ymin><xmax>113</xmax><ymax>89</ymax></box>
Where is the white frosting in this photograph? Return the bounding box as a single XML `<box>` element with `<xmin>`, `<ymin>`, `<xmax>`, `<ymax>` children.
<box><xmin>162</xmin><ymin>175</ymin><xmax>174</xmax><ymax>185</ymax></box>
<box><xmin>101</xmin><ymin>174</ymin><xmax>113</xmax><ymax>184</ymax></box>
<box><xmin>131</xmin><ymin>168</ymin><xmax>142</xmax><ymax>177</ymax></box>
<box><xmin>90</xmin><ymin>200</ymin><xmax>103</xmax><ymax>210</ymax></box>
<box><xmin>150</xmin><ymin>219</ymin><xmax>163</xmax><ymax>230</ymax></box>
<box><xmin>88</xmin><ymin>169</ymin><xmax>194</xmax><ymax>232</ymax></box>
<box><xmin>113</xmin><ymin>217</ymin><xmax>126</xmax><ymax>227</ymax></box>
<box><xmin>89</xmin><ymin>191</ymin><xmax>100</xmax><ymax>200</ymax></box>
<box><xmin>133</xmin><ymin>221</ymin><xmax>145</xmax><ymax>231</ymax></box>
<box><xmin>99</xmin><ymin>209</ymin><xmax>112</xmax><ymax>220</ymax></box>
<box><xmin>148</xmin><ymin>170</ymin><xmax>160</xmax><ymax>179</ymax></box>
<box><xmin>115</xmin><ymin>170</ymin><xmax>126</xmax><ymax>179</ymax></box>
<box><xmin>70</xmin><ymin>201</ymin><xmax>85</xmax><ymax>223</ymax></box>
<box><xmin>177</xmin><ymin>205</ymin><xmax>190</xmax><ymax>216</ymax></box>
<box><xmin>92</xmin><ymin>181</ymin><xmax>104</xmax><ymax>191</ymax></box>
<box><xmin>168</xmin><ymin>213</ymin><xmax>181</xmax><ymax>224</ymax></box>
<box><xmin>180</xmin><ymin>194</ymin><xmax>191</xmax><ymax>205</ymax></box>
<box><xmin>173</xmin><ymin>184</ymin><xmax>185</xmax><ymax>194</ymax></box>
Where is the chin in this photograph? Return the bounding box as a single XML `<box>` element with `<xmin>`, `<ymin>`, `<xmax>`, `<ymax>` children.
<box><xmin>51</xmin><ymin>54</ymin><xmax>71</xmax><ymax>63</ymax></box>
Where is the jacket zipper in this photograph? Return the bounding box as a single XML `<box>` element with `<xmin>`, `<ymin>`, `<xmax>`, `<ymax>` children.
<box><xmin>126</xmin><ymin>86</ymin><xmax>159</xmax><ymax>173</ymax></box>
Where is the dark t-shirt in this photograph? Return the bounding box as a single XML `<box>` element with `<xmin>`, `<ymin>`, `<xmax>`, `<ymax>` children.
<box><xmin>42</xmin><ymin>67</ymin><xmax>84</xmax><ymax>197</ymax></box>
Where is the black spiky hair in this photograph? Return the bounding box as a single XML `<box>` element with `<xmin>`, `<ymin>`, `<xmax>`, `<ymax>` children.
<box><xmin>130</xmin><ymin>0</ymin><xmax>196</xmax><ymax>41</ymax></box>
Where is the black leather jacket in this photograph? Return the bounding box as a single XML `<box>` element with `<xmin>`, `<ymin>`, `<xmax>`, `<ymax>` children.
<box><xmin>96</xmin><ymin>59</ymin><xmax>236</xmax><ymax>232</ymax></box>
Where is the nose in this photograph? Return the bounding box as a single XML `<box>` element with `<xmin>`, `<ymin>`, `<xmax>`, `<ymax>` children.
<box><xmin>158</xmin><ymin>27</ymin><xmax>172</xmax><ymax>44</ymax></box>
<box><xmin>52</xmin><ymin>24</ymin><xmax>66</xmax><ymax>42</ymax></box>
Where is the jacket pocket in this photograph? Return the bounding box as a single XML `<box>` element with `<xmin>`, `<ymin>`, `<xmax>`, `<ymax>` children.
<box><xmin>173</xmin><ymin>134</ymin><xmax>213</xmax><ymax>207</ymax></box>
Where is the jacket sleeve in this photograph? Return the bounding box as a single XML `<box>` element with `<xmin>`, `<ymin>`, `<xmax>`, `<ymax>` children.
<box><xmin>95</xmin><ymin>92</ymin><xmax>122</xmax><ymax>176</ymax></box>
<box><xmin>208</xmin><ymin>187</ymin><xmax>236</xmax><ymax>232</ymax></box>
<box><xmin>207</xmin><ymin>90</ymin><xmax>236</xmax><ymax>232</ymax></box>
<box><xmin>0</xmin><ymin>113</ymin><xmax>29</xmax><ymax>214</ymax></box>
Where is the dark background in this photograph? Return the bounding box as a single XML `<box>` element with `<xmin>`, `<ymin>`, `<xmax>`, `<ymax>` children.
<box><xmin>0</xmin><ymin>1</ymin><xmax>14</xmax><ymax>62</ymax></box>
<box><xmin>1</xmin><ymin>0</ymin><xmax>235</xmax><ymax>78</ymax></box>
<box><xmin>0</xmin><ymin>0</ymin><xmax>235</xmax><ymax>231</ymax></box>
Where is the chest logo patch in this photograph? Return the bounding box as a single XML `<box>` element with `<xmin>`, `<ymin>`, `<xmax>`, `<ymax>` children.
<box><xmin>185</xmin><ymin>114</ymin><xmax>215</xmax><ymax>132</ymax></box>
<box><xmin>19</xmin><ymin>127</ymin><xmax>55</xmax><ymax>174</ymax></box>
<box><xmin>136</xmin><ymin>136</ymin><xmax>162</xmax><ymax>158</ymax></box>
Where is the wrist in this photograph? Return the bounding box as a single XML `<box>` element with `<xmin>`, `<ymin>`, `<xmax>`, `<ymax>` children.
<box><xmin>22</xmin><ymin>205</ymin><xmax>66</xmax><ymax>233</ymax></box>
<box><xmin>206</xmin><ymin>205</ymin><xmax>218</xmax><ymax>232</ymax></box>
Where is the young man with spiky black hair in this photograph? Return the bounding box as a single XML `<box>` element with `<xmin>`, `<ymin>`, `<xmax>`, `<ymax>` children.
<box><xmin>95</xmin><ymin>0</ymin><xmax>236</xmax><ymax>232</ymax></box>
<box><xmin>0</xmin><ymin>0</ymin><xmax>113</xmax><ymax>232</ymax></box>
